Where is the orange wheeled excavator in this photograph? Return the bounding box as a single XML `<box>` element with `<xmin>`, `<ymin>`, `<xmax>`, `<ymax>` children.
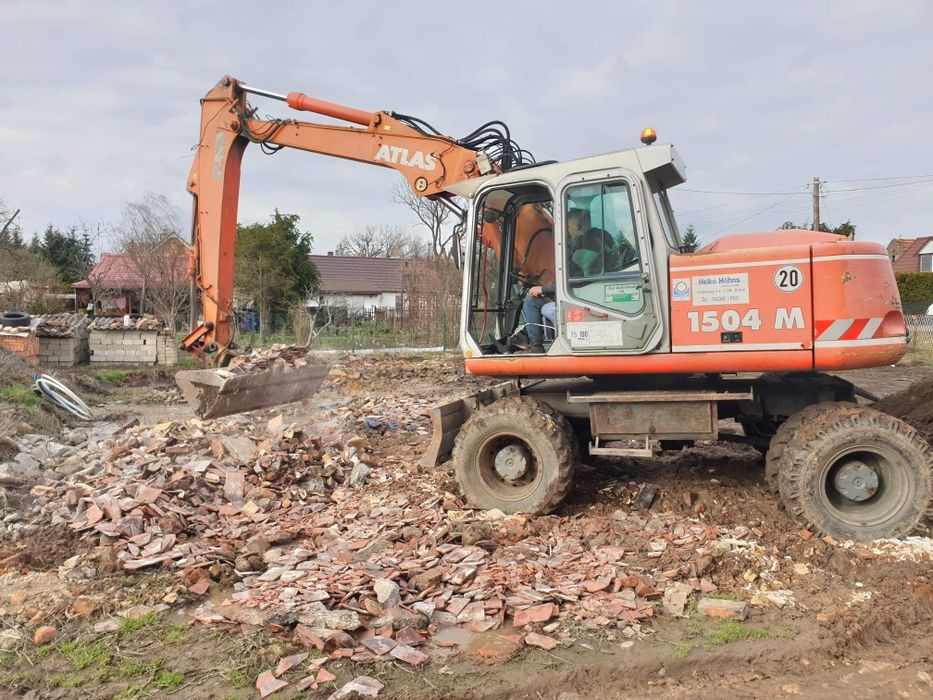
<box><xmin>178</xmin><ymin>76</ymin><xmax>931</xmax><ymax>541</ymax></box>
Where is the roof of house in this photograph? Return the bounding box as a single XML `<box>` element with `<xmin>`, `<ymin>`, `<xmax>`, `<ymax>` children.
<box><xmin>892</xmin><ymin>236</ymin><xmax>933</xmax><ymax>273</ymax></box>
<box><xmin>73</xmin><ymin>252</ymin><xmax>186</xmax><ymax>289</ymax></box>
<box><xmin>310</xmin><ymin>255</ymin><xmax>404</xmax><ymax>294</ymax></box>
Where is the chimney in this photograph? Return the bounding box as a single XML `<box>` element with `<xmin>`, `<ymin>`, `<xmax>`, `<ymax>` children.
<box><xmin>327</xmin><ymin>251</ymin><xmax>333</xmax><ymax>256</ymax></box>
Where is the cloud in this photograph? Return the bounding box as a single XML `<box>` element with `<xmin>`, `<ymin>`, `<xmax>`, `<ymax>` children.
<box><xmin>1</xmin><ymin>0</ymin><xmax>931</xmax><ymax>253</ymax></box>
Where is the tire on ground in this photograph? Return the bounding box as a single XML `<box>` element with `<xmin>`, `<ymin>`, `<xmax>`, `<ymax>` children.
<box><xmin>453</xmin><ymin>395</ymin><xmax>577</xmax><ymax>514</ymax></box>
<box><xmin>772</xmin><ymin>403</ymin><xmax>932</xmax><ymax>540</ymax></box>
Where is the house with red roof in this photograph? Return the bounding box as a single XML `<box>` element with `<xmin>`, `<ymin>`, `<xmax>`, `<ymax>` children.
<box><xmin>889</xmin><ymin>237</ymin><xmax>933</xmax><ymax>273</ymax></box>
<box><xmin>73</xmin><ymin>243</ymin><xmax>187</xmax><ymax>316</ymax></box>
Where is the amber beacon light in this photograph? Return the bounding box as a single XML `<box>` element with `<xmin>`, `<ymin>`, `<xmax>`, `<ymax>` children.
<box><xmin>640</xmin><ymin>127</ymin><xmax>657</xmax><ymax>145</ymax></box>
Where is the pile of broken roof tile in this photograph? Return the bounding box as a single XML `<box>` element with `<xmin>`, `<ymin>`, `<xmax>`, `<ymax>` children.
<box><xmin>87</xmin><ymin>315</ymin><xmax>164</xmax><ymax>331</ymax></box>
<box><xmin>227</xmin><ymin>344</ymin><xmax>312</xmax><ymax>373</ymax></box>
<box><xmin>32</xmin><ymin>389</ymin><xmax>730</xmax><ymax>678</ymax></box>
<box><xmin>34</xmin><ymin>313</ymin><xmax>89</xmax><ymax>338</ymax></box>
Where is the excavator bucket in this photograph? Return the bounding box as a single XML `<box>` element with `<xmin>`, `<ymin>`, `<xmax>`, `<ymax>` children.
<box><xmin>175</xmin><ymin>363</ymin><xmax>330</xmax><ymax>420</ymax></box>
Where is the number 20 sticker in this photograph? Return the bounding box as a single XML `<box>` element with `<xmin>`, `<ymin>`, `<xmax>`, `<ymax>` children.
<box><xmin>774</xmin><ymin>265</ymin><xmax>803</xmax><ymax>292</ymax></box>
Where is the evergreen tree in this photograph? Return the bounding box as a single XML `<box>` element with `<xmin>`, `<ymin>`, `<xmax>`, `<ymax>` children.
<box><xmin>235</xmin><ymin>211</ymin><xmax>319</xmax><ymax>339</ymax></box>
<box><xmin>680</xmin><ymin>224</ymin><xmax>700</xmax><ymax>253</ymax></box>
<box><xmin>31</xmin><ymin>224</ymin><xmax>95</xmax><ymax>283</ymax></box>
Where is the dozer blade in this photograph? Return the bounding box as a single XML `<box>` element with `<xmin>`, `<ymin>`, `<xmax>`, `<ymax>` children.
<box><xmin>175</xmin><ymin>363</ymin><xmax>330</xmax><ymax>420</ymax></box>
<box><xmin>420</xmin><ymin>380</ymin><xmax>520</xmax><ymax>469</ymax></box>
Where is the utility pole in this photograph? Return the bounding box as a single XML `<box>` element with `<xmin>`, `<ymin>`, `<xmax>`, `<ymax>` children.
<box><xmin>811</xmin><ymin>177</ymin><xmax>821</xmax><ymax>231</ymax></box>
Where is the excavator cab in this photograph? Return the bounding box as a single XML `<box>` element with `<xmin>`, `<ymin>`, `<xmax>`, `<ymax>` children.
<box><xmin>457</xmin><ymin>147</ymin><xmax>683</xmax><ymax>360</ymax></box>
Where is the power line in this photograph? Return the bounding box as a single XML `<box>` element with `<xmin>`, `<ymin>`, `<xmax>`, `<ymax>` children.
<box><xmin>710</xmin><ymin>193</ymin><xmax>807</xmax><ymax>237</ymax></box>
<box><xmin>678</xmin><ymin>187</ymin><xmax>805</xmax><ymax>196</ymax></box>
<box><xmin>682</xmin><ymin>198</ymin><xmax>815</xmax><ymax>229</ymax></box>
<box><xmin>822</xmin><ymin>177</ymin><xmax>933</xmax><ymax>193</ymax></box>
<box><xmin>825</xmin><ymin>174</ymin><xmax>933</xmax><ymax>184</ymax></box>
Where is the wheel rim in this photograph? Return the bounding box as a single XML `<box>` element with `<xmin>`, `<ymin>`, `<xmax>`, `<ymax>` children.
<box><xmin>476</xmin><ymin>433</ymin><xmax>542</xmax><ymax>503</ymax></box>
<box><xmin>818</xmin><ymin>442</ymin><xmax>912</xmax><ymax>528</ymax></box>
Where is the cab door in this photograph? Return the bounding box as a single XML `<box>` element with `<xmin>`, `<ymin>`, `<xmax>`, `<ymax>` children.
<box><xmin>554</xmin><ymin>171</ymin><xmax>662</xmax><ymax>354</ymax></box>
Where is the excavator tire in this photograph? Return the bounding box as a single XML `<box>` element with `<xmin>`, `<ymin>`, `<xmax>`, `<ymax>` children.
<box><xmin>764</xmin><ymin>402</ymin><xmax>852</xmax><ymax>494</ymax></box>
<box><xmin>772</xmin><ymin>403</ymin><xmax>932</xmax><ymax>541</ymax></box>
<box><xmin>453</xmin><ymin>395</ymin><xmax>577</xmax><ymax>515</ymax></box>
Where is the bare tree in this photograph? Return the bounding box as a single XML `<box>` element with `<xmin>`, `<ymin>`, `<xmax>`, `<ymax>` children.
<box><xmin>391</xmin><ymin>181</ymin><xmax>458</xmax><ymax>258</ymax></box>
<box><xmin>0</xmin><ymin>197</ymin><xmax>22</xmax><ymax>247</ymax></box>
<box><xmin>335</xmin><ymin>224</ymin><xmax>428</xmax><ymax>258</ymax></box>
<box><xmin>290</xmin><ymin>300</ymin><xmax>338</xmax><ymax>345</ymax></box>
<box><xmin>114</xmin><ymin>194</ymin><xmax>189</xmax><ymax>330</ymax></box>
<box><xmin>400</xmin><ymin>255</ymin><xmax>462</xmax><ymax>347</ymax></box>
<box><xmin>0</xmin><ymin>246</ymin><xmax>59</xmax><ymax>311</ymax></box>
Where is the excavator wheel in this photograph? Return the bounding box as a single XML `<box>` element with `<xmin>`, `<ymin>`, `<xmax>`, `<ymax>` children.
<box><xmin>452</xmin><ymin>395</ymin><xmax>577</xmax><ymax>515</ymax></box>
<box><xmin>763</xmin><ymin>402</ymin><xmax>853</xmax><ymax>493</ymax></box>
<box><xmin>770</xmin><ymin>403</ymin><xmax>932</xmax><ymax>541</ymax></box>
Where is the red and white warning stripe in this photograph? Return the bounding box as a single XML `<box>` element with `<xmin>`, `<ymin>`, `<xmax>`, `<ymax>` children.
<box><xmin>815</xmin><ymin>318</ymin><xmax>884</xmax><ymax>342</ymax></box>
<box><xmin>813</xmin><ymin>317</ymin><xmax>904</xmax><ymax>347</ymax></box>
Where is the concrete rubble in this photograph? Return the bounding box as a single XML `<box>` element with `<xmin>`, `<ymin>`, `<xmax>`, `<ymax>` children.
<box><xmin>224</xmin><ymin>344</ymin><xmax>317</xmax><ymax>374</ymax></box>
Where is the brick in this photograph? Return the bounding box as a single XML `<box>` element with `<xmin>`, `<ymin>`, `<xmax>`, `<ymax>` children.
<box><xmin>697</xmin><ymin>597</ymin><xmax>748</xmax><ymax>620</ymax></box>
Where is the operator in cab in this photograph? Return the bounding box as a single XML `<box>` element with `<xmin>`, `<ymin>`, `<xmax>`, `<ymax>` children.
<box><xmin>521</xmin><ymin>208</ymin><xmax>636</xmax><ymax>353</ymax></box>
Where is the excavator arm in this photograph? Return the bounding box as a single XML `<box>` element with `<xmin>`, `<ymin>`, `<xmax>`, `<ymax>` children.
<box><xmin>181</xmin><ymin>75</ymin><xmax>492</xmax><ymax>363</ymax></box>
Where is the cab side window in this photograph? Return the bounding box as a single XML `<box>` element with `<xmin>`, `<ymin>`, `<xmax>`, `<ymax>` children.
<box><xmin>565</xmin><ymin>181</ymin><xmax>645</xmax><ymax>313</ymax></box>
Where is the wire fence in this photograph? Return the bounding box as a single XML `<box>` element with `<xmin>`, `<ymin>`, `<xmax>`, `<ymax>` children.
<box><xmin>230</xmin><ymin>259</ymin><xmax>464</xmax><ymax>352</ymax></box>
<box><xmin>905</xmin><ymin>314</ymin><xmax>933</xmax><ymax>349</ymax></box>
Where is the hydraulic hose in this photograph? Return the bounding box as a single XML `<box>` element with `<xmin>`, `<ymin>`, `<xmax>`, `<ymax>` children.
<box><xmin>33</xmin><ymin>373</ymin><xmax>92</xmax><ymax>421</ymax></box>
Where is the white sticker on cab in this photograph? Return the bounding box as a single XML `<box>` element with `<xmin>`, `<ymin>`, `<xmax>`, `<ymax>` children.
<box><xmin>692</xmin><ymin>273</ymin><xmax>749</xmax><ymax>306</ymax></box>
<box><xmin>567</xmin><ymin>322</ymin><xmax>624</xmax><ymax>348</ymax></box>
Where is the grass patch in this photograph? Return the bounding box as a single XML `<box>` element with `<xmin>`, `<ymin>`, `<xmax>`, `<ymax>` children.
<box><xmin>0</xmin><ymin>384</ymin><xmax>39</xmax><ymax>408</ymax></box>
<box><xmin>0</xmin><ymin>671</ymin><xmax>30</xmax><ymax>688</ymax></box>
<box><xmin>162</xmin><ymin>625</ymin><xmax>189</xmax><ymax>645</ymax></box>
<box><xmin>674</xmin><ymin>614</ymin><xmax>795</xmax><ymax>658</ymax></box>
<box><xmin>153</xmin><ymin>670</ymin><xmax>184</xmax><ymax>690</ymax></box>
<box><xmin>673</xmin><ymin>642</ymin><xmax>696</xmax><ymax>659</ymax></box>
<box><xmin>59</xmin><ymin>639</ymin><xmax>112</xmax><ymax>670</ymax></box>
<box><xmin>901</xmin><ymin>343</ymin><xmax>933</xmax><ymax>367</ymax></box>
<box><xmin>705</xmin><ymin>619</ymin><xmax>779</xmax><ymax>645</ymax></box>
<box><xmin>226</xmin><ymin>668</ymin><xmax>252</xmax><ymax>688</ymax></box>
<box><xmin>48</xmin><ymin>674</ymin><xmax>84</xmax><ymax>689</ymax></box>
<box><xmin>116</xmin><ymin>658</ymin><xmax>163</xmax><ymax>679</ymax></box>
<box><xmin>120</xmin><ymin>612</ymin><xmax>161</xmax><ymax>634</ymax></box>
<box><xmin>97</xmin><ymin>369</ymin><xmax>130</xmax><ymax>383</ymax></box>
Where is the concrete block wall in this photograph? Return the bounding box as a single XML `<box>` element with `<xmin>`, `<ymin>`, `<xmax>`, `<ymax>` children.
<box><xmin>89</xmin><ymin>330</ymin><xmax>158</xmax><ymax>364</ymax></box>
<box><xmin>156</xmin><ymin>334</ymin><xmax>178</xmax><ymax>366</ymax></box>
<box><xmin>37</xmin><ymin>336</ymin><xmax>91</xmax><ymax>367</ymax></box>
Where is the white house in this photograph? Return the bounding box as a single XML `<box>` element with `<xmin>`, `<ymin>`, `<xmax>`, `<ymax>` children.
<box><xmin>309</xmin><ymin>254</ymin><xmax>403</xmax><ymax>312</ymax></box>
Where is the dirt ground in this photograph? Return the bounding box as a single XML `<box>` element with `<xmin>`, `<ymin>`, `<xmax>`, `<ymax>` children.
<box><xmin>0</xmin><ymin>354</ymin><xmax>930</xmax><ymax>700</ymax></box>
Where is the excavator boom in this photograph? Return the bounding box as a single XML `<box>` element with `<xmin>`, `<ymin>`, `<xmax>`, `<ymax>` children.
<box><xmin>178</xmin><ymin>76</ymin><xmax>493</xmax><ymax>418</ymax></box>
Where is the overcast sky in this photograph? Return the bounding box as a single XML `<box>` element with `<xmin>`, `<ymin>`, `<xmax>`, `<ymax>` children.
<box><xmin>2</xmin><ymin>0</ymin><xmax>932</xmax><ymax>254</ymax></box>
